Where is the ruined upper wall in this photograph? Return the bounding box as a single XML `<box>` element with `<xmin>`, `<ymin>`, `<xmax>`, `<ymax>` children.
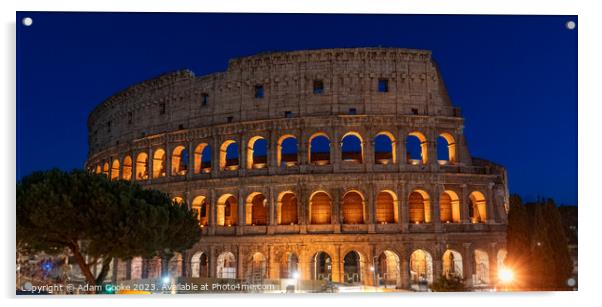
<box><xmin>88</xmin><ymin>47</ymin><xmax>458</xmax><ymax>155</ymax></box>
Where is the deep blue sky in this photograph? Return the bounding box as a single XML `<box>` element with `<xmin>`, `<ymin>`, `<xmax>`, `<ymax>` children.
<box><xmin>16</xmin><ymin>13</ymin><xmax>577</xmax><ymax>205</ymax></box>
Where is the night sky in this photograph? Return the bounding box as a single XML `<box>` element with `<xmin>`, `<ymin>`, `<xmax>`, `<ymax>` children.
<box><xmin>16</xmin><ymin>13</ymin><xmax>578</xmax><ymax>205</ymax></box>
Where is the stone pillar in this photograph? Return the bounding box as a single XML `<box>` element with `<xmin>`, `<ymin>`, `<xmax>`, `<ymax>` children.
<box><xmin>366</xmin><ymin>134</ymin><xmax>374</xmax><ymax>172</ymax></box>
<box><xmin>432</xmin><ymin>184</ymin><xmax>442</xmax><ymax>232</ymax></box>
<box><xmin>400</xmin><ymin>248</ymin><xmax>410</xmax><ymax>289</ymax></box>
<box><xmin>239</xmin><ymin>133</ymin><xmax>247</xmax><ymax>176</ymax></box>
<box><xmin>487</xmin><ymin>183</ymin><xmax>496</xmax><ymax>224</ymax></box>
<box><xmin>126</xmin><ymin>259</ymin><xmax>132</xmax><ymax>280</ymax></box>
<box><xmin>332</xmin><ymin>188</ymin><xmax>341</xmax><ymax>233</ymax></box>
<box><xmin>299</xmin><ymin>129</ymin><xmax>308</xmax><ymax>171</ymax></box>
<box><xmin>399</xmin><ymin>181</ymin><xmax>409</xmax><ymax>232</ymax></box>
<box><xmin>187</xmin><ymin>140</ymin><xmax>194</xmax><ymax>179</ymax></box>
<box><xmin>332</xmin><ymin>245</ymin><xmax>341</xmax><ymax>283</ymax></box>
<box><xmin>209</xmin><ymin>189</ymin><xmax>216</xmax><ymax>235</ymax></box>
<box><xmin>237</xmin><ymin>189</ymin><xmax>245</xmax><ymax>235</ymax></box>
<box><xmin>111</xmin><ymin>258</ymin><xmax>118</xmax><ymax>283</ymax></box>
<box><xmin>432</xmin><ymin>244</ymin><xmax>442</xmax><ymax>280</ymax></box>
<box><xmin>367</xmin><ymin>183</ymin><xmax>375</xmax><ymax>233</ymax></box>
<box><xmin>269</xmin><ymin>129</ymin><xmax>278</xmax><ymax>175</ymax></box>
<box><xmin>489</xmin><ymin>243</ymin><xmax>499</xmax><ymax>286</ymax></box>
<box><xmin>332</xmin><ymin>128</ymin><xmax>340</xmax><ymax>171</ymax></box>
<box><xmin>398</xmin><ymin>127</ymin><xmax>407</xmax><ymax>171</ymax></box>
<box><xmin>165</xmin><ymin>144</ymin><xmax>172</xmax><ymax>178</ymax></box>
<box><xmin>211</xmin><ymin>136</ymin><xmax>219</xmax><ymax>176</ymax></box>
<box><xmin>181</xmin><ymin>251</ymin><xmax>188</xmax><ymax>279</ymax></box>
<box><xmin>209</xmin><ymin>247</ymin><xmax>217</xmax><ymax>278</ymax></box>
<box><xmin>463</xmin><ymin>243</ymin><xmax>474</xmax><ymax>288</ymax></box>
<box><xmin>236</xmin><ymin>246</ymin><xmax>244</xmax><ymax>280</ymax></box>
<box><xmin>460</xmin><ymin>184</ymin><xmax>470</xmax><ymax>224</ymax></box>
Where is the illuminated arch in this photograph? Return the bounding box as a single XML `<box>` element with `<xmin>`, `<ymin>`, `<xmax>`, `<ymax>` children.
<box><xmin>341</xmin><ymin>132</ymin><xmax>363</xmax><ymax>164</ymax></box>
<box><xmin>311</xmin><ymin>251</ymin><xmax>332</xmax><ymax>281</ymax></box>
<box><xmin>135</xmin><ymin>152</ymin><xmax>149</xmax><ymax>180</ymax></box>
<box><xmin>95</xmin><ymin>164</ymin><xmax>101</xmax><ymax>174</ymax></box>
<box><xmin>374</xmin><ymin>131</ymin><xmax>397</xmax><ymax>164</ymax></box>
<box><xmin>130</xmin><ymin>257</ymin><xmax>143</xmax><ymax>280</ymax></box>
<box><xmin>216</xmin><ymin>252</ymin><xmax>236</xmax><ymax>279</ymax></box>
<box><xmin>406</xmin><ymin>131</ymin><xmax>428</xmax><ymax>165</ymax></box>
<box><xmin>377</xmin><ymin>250</ymin><xmax>400</xmax><ymax>287</ymax></box>
<box><xmin>216</xmin><ymin>194</ymin><xmax>237</xmax><ymax>226</ymax></box>
<box><xmin>172</xmin><ymin>196</ymin><xmax>185</xmax><ymax>206</ymax></box>
<box><xmin>193</xmin><ymin>143</ymin><xmax>212</xmax><ymax>174</ymax></box>
<box><xmin>122</xmin><ymin>155</ymin><xmax>132</xmax><ymax>180</ymax></box>
<box><xmin>246</xmin><ymin>136</ymin><xmax>267</xmax><ymax>169</ymax></box>
<box><xmin>409</xmin><ymin>190</ymin><xmax>431</xmax><ymax>223</ymax></box>
<box><xmin>102</xmin><ymin>162</ymin><xmax>109</xmax><ymax>177</ymax></box>
<box><xmin>280</xmin><ymin>252</ymin><xmax>299</xmax><ymax>279</ymax></box>
<box><xmin>376</xmin><ymin>190</ymin><xmax>398</xmax><ymax>224</ymax></box>
<box><xmin>437</xmin><ymin>132</ymin><xmax>457</xmax><ymax>165</ymax></box>
<box><xmin>342</xmin><ymin>190</ymin><xmax>365</xmax><ymax>224</ymax></box>
<box><xmin>152</xmin><ymin>148</ymin><xmax>166</xmax><ymax>178</ymax></box>
<box><xmin>309</xmin><ymin>191</ymin><xmax>332</xmax><ymax>224</ymax></box>
<box><xmin>343</xmin><ymin>250</ymin><xmax>364</xmax><ymax>284</ymax></box>
<box><xmin>110</xmin><ymin>159</ymin><xmax>120</xmax><ymax>180</ymax></box>
<box><xmin>168</xmin><ymin>253</ymin><xmax>183</xmax><ymax>278</ymax></box>
<box><xmin>309</xmin><ymin>132</ymin><xmax>330</xmax><ymax>165</ymax></box>
<box><xmin>474</xmin><ymin>249</ymin><xmax>490</xmax><ymax>285</ymax></box>
<box><xmin>409</xmin><ymin>249</ymin><xmax>433</xmax><ymax>285</ymax></box>
<box><xmin>245</xmin><ymin>192</ymin><xmax>267</xmax><ymax>225</ymax></box>
<box><xmin>219</xmin><ymin>140</ymin><xmax>239</xmax><ymax>171</ymax></box>
<box><xmin>171</xmin><ymin>145</ymin><xmax>189</xmax><ymax>176</ymax></box>
<box><xmin>277</xmin><ymin>134</ymin><xmax>298</xmax><ymax>167</ymax></box>
<box><xmin>192</xmin><ymin>195</ymin><xmax>209</xmax><ymax>226</ymax></box>
<box><xmin>469</xmin><ymin>191</ymin><xmax>487</xmax><ymax>223</ymax></box>
<box><xmin>440</xmin><ymin>190</ymin><xmax>461</xmax><ymax>223</ymax></box>
<box><xmin>277</xmin><ymin>191</ymin><xmax>298</xmax><ymax>225</ymax></box>
<box><xmin>246</xmin><ymin>252</ymin><xmax>267</xmax><ymax>280</ymax></box>
<box><xmin>190</xmin><ymin>251</ymin><xmax>209</xmax><ymax>278</ymax></box>
<box><xmin>442</xmin><ymin>249</ymin><xmax>463</xmax><ymax>278</ymax></box>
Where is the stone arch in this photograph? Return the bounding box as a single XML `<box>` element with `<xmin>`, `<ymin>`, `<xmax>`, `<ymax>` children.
<box><xmin>147</xmin><ymin>256</ymin><xmax>162</xmax><ymax>279</ymax></box>
<box><xmin>474</xmin><ymin>249</ymin><xmax>490</xmax><ymax>286</ymax></box>
<box><xmin>216</xmin><ymin>251</ymin><xmax>237</xmax><ymax>279</ymax></box>
<box><xmin>311</xmin><ymin>251</ymin><xmax>332</xmax><ymax>281</ymax></box>
<box><xmin>152</xmin><ymin>148</ymin><xmax>166</xmax><ymax>178</ymax></box>
<box><xmin>135</xmin><ymin>152</ymin><xmax>149</xmax><ymax>180</ymax></box>
<box><xmin>171</xmin><ymin>145</ymin><xmax>189</xmax><ymax>176</ymax></box>
<box><xmin>409</xmin><ymin>189</ymin><xmax>431</xmax><ymax>223</ymax></box>
<box><xmin>440</xmin><ymin>190</ymin><xmax>461</xmax><ymax>223</ymax></box>
<box><xmin>309</xmin><ymin>132</ymin><xmax>330</xmax><ymax>165</ymax></box>
<box><xmin>277</xmin><ymin>134</ymin><xmax>298</xmax><ymax>167</ymax></box>
<box><xmin>122</xmin><ymin>155</ymin><xmax>132</xmax><ymax>180</ymax></box>
<box><xmin>95</xmin><ymin>164</ymin><xmax>101</xmax><ymax>174</ymax></box>
<box><xmin>442</xmin><ymin>249</ymin><xmax>463</xmax><ymax>278</ymax></box>
<box><xmin>246</xmin><ymin>252</ymin><xmax>268</xmax><ymax>281</ymax></box>
<box><xmin>280</xmin><ymin>251</ymin><xmax>299</xmax><ymax>279</ymax></box>
<box><xmin>409</xmin><ymin>249</ymin><xmax>433</xmax><ymax>285</ymax></box>
<box><xmin>375</xmin><ymin>190</ymin><xmax>398</xmax><ymax>224</ymax></box>
<box><xmin>219</xmin><ymin>140</ymin><xmax>239</xmax><ymax>171</ymax></box>
<box><xmin>110</xmin><ymin>159</ymin><xmax>120</xmax><ymax>180</ymax></box>
<box><xmin>309</xmin><ymin>191</ymin><xmax>332</xmax><ymax>224</ymax></box>
<box><xmin>342</xmin><ymin>250</ymin><xmax>364</xmax><ymax>284</ymax></box>
<box><xmin>172</xmin><ymin>196</ymin><xmax>185</xmax><ymax>206</ymax></box>
<box><xmin>192</xmin><ymin>195</ymin><xmax>209</xmax><ymax>226</ymax></box>
<box><xmin>246</xmin><ymin>192</ymin><xmax>267</xmax><ymax>225</ymax></box>
<box><xmin>341</xmin><ymin>131</ymin><xmax>363</xmax><ymax>164</ymax></box>
<box><xmin>342</xmin><ymin>190</ymin><xmax>365</xmax><ymax>224</ymax></box>
<box><xmin>217</xmin><ymin>194</ymin><xmax>238</xmax><ymax>226</ymax></box>
<box><xmin>437</xmin><ymin>132</ymin><xmax>457</xmax><ymax>165</ymax></box>
<box><xmin>374</xmin><ymin>131</ymin><xmax>397</xmax><ymax>165</ymax></box>
<box><xmin>377</xmin><ymin>250</ymin><xmax>400</xmax><ymax>287</ymax></box>
<box><xmin>102</xmin><ymin>162</ymin><xmax>109</xmax><ymax>177</ymax></box>
<box><xmin>190</xmin><ymin>251</ymin><xmax>209</xmax><ymax>278</ymax></box>
<box><xmin>469</xmin><ymin>191</ymin><xmax>487</xmax><ymax>223</ymax></box>
<box><xmin>193</xmin><ymin>143</ymin><xmax>212</xmax><ymax>174</ymax></box>
<box><xmin>168</xmin><ymin>253</ymin><xmax>183</xmax><ymax>278</ymax></box>
<box><xmin>130</xmin><ymin>257</ymin><xmax>143</xmax><ymax>280</ymax></box>
<box><xmin>247</xmin><ymin>136</ymin><xmax>268</xmax><ymax>169</ymax></box>
<box><xmin>277</xmin><ymin>191</ymin><xmax>298</xmax><ymax>225</ymax></box>
<box><xmin>406</xmin><ymin>131</ymin><xmax>428</xmax><ymax>165</ymax></box>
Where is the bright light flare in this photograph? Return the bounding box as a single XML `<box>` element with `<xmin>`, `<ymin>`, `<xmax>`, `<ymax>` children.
<box><xmin>498</xmin><ymin>268</ymin><xmax>514</xmax><ymax>283</ymax></box>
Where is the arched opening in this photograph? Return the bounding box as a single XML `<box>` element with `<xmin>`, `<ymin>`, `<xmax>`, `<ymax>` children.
<box><xmin>190</xmin><ymin>251</ymin><xmax>209</xmax><ymax>278</ymax></box>
<box><xmin>277</xmin><ymin>135</ymin><xmax>298</xmax><ymax>167</ymax></box>
<box><xmin>375</xmin><ymin>190</ymin><xmax>398</xmax><ymax>224</ymax></box>
<box><xmin>168</xmin><ymin>253</ymin><xmax>183</xmax><ymax>278</ymax></box>
<box><xmin>246</xmin><ymin>193</ymin><xmax>267</xmax><ymax>225</ymax></box>
<box><xmin>247</xmin><ymin>136</ymin><xmax>268</xmax><ymax>169</ymax></box>
<box><xmin>280</xmin><ymin>252</ymin><xmax>299</xmax><ymax>279</ymax></box>
<box><xmin>409</xmin><ymin>190</ymin><xmax>431</xmax><ymax>224</ymax></box>
<box><xmin>192</xmin><ymin>196</ymin><xmax>209</xmax><ymax>226</ymax></box>
<box><xmin>102</xmin><ymin>162</ymin><xmax>109</xmax><ymax>177</ymax></box>
<box><xmin>219</xmin><ymin>140</ymin><xmax>239</xmax><ymax>171</ymax></box>
<box><xmin>247</xmin><ymin>252</ymin><xmax>267</xmax><ymax>281</ymax></box>
<box><xmin>278</xmin><ymin>192</ymin><xmax>298</xmax><ymax>225</ymax></box>
<box><xmin>110</xmin><ymin>159</ymin><xmax>120</xmax><ymax>180</ymax></box>
<box><xmin>309</xmin><ymin>133</ymin><xmax>330</xmax><ymax>165</ymax></box>
<box><xmin>377</xmin><ymin>250</ymin><xmax>400</xmax><ymax>287</ymax></box>
<box><xmin>410</xmin><ymin>249</ymin><xmax>433</xmax><ymax>286</ymax></box>
<box><xmin>309</xmin><ymin>191</ymin><xmax>332</xmax><ymax>224</ymax></box>
<box><xmin>122</xmin><ymin>155</ymin><xmax>132</xmax><ymax>180</ymax></box>
<box><xmin>217</xmin><ymin>194</ymin><xmax>237</xmax><ymax>226</ymax></box>
<box><xmin>217</xmin><ymin>252</ymin><xmax>236</xmax><ymax>279</ymax></box>
<box><xmin>440</xmin><ymin>190</ymin><xmax>461</xmax><ymax>223</ymax></box>
<box><xmin>469</xmin><ymin>191</ymin><xmax>487</xmax><ymax>223</ymax></box>
<box><xmin>406</xmin><ymin>132</ymin><xmax>428</xmax><ymax>165</ymax></box>
<box><xmin>130</xmin><ymin>257</ymin><xmax>143</xmax><ymax>280</ymax></box>
<box><xmin>442</xmin><ymin>250</ymin><xmax>463</xmax><ymax>278</ymax></box>
<box><xmin>341</xmin><ymin>132</ymin><xmax>363</xmax><ymax>164</ymax></box>
<box><xmin>172</xmin><ymin>196</ymin><xmax>185</xmax><ymax>206</ymax></box>
<box><xmin>152</xmin><ymin>148</ymin><xmax>166</xmax><ymax>178</ymax></box>
<box><xmin>343</xmin><ymin>251</ymin><xmax>362</xmax><ymax>284</ymax></box>
<box><xmin>437</xmin><ymin>132</ymin><xmax>456</xmax><ymax>165</ymax></box>
<box><xmin>374</xmin><ymin>132</ymin><xmax>396</xmax><ymax>165</ymax></box>
<box><xmin>147</xmin><ymin>256</ymin><xmax>162</xmax><ymax>279</ymax></box>
<box><xmin>95</xmin><ymin>165</ymin><xmax>101</xmax><ymax>174</ymax></box>
<box><xmin>193</xmin><ymin>143</ymin><xmax>212</xmax><ymax>174</ymax></box>
<box><xmin>171</xmin><ymin>145</ymin><xmax>189</xmax><ymax>176</ymax></box>
<box><xmin>135</xmin><ymin>152</ymin><xmax>149</xmax><ymax>180</ymax></box>
<box><xmin>474</xmin><ymin>249</ymin><xmax>490</xmax><ymax>286</ymax></box>
<box><xmin>311</xmin><ymin>251</ymin><xmax>332</xmax><ymax>281</ymax></box>
<box><xmin>342</xmin><ymin>190</ymin><xmax>365</xmax><ymax>224</ymax></box>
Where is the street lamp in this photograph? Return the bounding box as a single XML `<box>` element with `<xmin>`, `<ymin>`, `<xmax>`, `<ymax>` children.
<box><xmin>292</xmin><ymin>271</ymin><xmax>300</xmax><ymax>293</ymax></box>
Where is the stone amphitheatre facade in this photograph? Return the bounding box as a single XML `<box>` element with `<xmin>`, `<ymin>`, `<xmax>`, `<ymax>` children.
<box><xmin>86</xmin><ymin>47</ymin><xmax>509</xmax><ymax>291</ymax></box>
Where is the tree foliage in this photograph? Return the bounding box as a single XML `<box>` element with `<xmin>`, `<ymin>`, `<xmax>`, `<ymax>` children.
<box><xmin>17</xmin><ymin>169</ymin><xmax>201</xmax><ymax>289</ymax></box>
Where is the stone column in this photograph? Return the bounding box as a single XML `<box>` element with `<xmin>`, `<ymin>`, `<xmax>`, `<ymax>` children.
<box><xmin>400</xmin><ymin>248</ymin><xmax>410</xmax><ymax>289</ymax></box>
<box><xmin>187</xmin><ymin>140</ymin><xmax>194</xmax><ymax>179</ymax></box>
<box><xmin>211</xmin><ymin>135</ymin><xmax>219</xmax><ymax>176</ymax></box>
<box><xmin>460</xmin><ymin>184</ymin><xmax>470</xmax><ymax>224</ymax></box>
<box><xmin>209</xmin><ymin>189</ymin><xmax>216</xmax><ymax>235</ymax></box>
<box><xmin>463</xmin><ymin>243</ymin><xmax>474</xmax><ymax>288</ymax></box>
<box><xmin>487</xmin><ymin>183</ymin><xmax>496</xmax><ymax>224</ymax></box>
<box><xmin>367</xmin><ymin>183</ymin><xmax>375</xmax><ymax>233</ymax></box>
<box><xmin>365</xmin><ymin>134</ymin><xmax>374</xmax><ymax>172</ymax></box>
<box><xmin>399</xmin><ymin>181</ymin><xmax>409</xmax><ymax>232</ymax></box>
<box><xmin>432</xmin><ymin>184</ymin><xmax>442</xmax><ymax>232</ymax></box>
<box><xmin>165</xmin><ymin>144</ymin><xmax>172</xmax><ymax>178</ymax></box>
<box><xmin>332</xmin><ymin>128</ymin><xmax>340</xmax><ymax>171</ymax></box>
<box><xmin>432</xmin><ymin>244</ymin><xmax>442</xmax><ymax>280</ymax></box>
<box><xmin>209</xmin><ymin>247</ymin><xmax>217</xmax><ymax>278</ymax></box>
<box><xmin>332</xmin><ymin>245</ymin><xmax>342</xmax><ymax>283</ymax></box>
<box><xmin>239</xmin><ymin>133</ymin><xmax>247</xmax><ymax>176</ymax></box>
<box><xmin>489</xmin><ymin>243</ymin><xmax>499</xmax><ymax>285</ymax></box>
<box><xmin>236</xmin><ymin>247</ymin><xmax>244</xmax><ymax>280</ymax></box>
<box><xmin>269</xmin><ymin>129</ymin><xmax>278</xmax><ymax>175</ymax></box>
<box><xmin>332</xmin><ymin>188</ymin><xmax>341</xmax><ymax>233</ymax></box>
<box><xmin>299</xmin><ymin>129</ymin><xmax>308</xmax><ymax>171</ymax></box>
<box><xmin>126</xmin><ymin>259</ymin><xmax>132</xmax><ymax>280</ymax></box>
<box><xmin>398</xmin><ymin>127</ymin><xmax>407</xmax><ymax>172</ymax></box>
<box><xmin>237</xmin><ymin>189</ymin><xmax>245</xmax><ymax>235</ymax></box>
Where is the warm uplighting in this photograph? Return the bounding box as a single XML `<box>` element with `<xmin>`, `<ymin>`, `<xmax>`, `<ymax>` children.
<box><xmin>292</xmin><ymin>272</ymin><xmax>299</xmax><ymax>280</ymax></box>
<box><xmin>498</xmin><ymin>268</ymin><xmax>514</xmax><ymax>283</ymax></box>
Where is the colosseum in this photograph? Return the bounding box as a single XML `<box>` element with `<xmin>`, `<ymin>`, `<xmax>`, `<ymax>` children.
<box><xmin>86</xmin><ymin>47</ymin><xmax>509</xmax><ymax>292</ymax></box>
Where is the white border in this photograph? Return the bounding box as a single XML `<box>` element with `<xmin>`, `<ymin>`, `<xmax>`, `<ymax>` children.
<box><xmin>2</xmin><ymin>1</ymin><xmax>598</xmax><ymax>307</ymax></box>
